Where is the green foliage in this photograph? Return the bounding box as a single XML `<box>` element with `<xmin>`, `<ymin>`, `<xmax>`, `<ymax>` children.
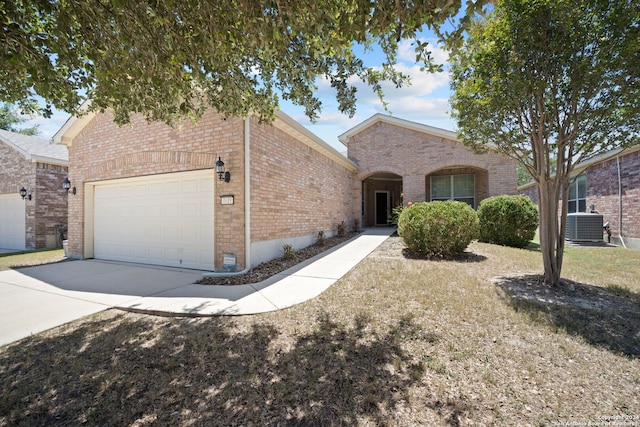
<box><xmin>390</xmin><ymin>205</ymin><xmax>405</xmax><ymax>226</ymax></box>
<box><xmin>516</xmin><ymin>164</ymin><xmax>532</xmax><ymax>187</ymax></box>
<box><xmin>0</xmin><ymin>104</ymin><xmax>39</xmax><ymax>135</ymax></box>
<box><xmin>449</xmin><ymin>0</ymin><xmax>640</xmax><ymax>285</ymax></box>
<box><xmin>0</xmin><ymin>1</ymin><xmax>488</xmax><ymax>125</ymax></box>
<box><xmin>282</xmin><ymin>244</ymin><xmax>296</xmax><ymax>260</ymax></box>
<box><xmin>397</xmin><ymin>201</ymin><xmax>479</xmax><ymax>256</ymax></box>
<box><xmin>477</xmin><ymin>195</ymin><xmax>538</xmax><ymax>248</ymax></box>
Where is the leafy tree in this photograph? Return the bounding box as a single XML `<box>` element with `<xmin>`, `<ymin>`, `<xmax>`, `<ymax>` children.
<box><xmin>450</xmin><ymin>0</ymin><xmax>640</xmax><ymax>286</ymax></box>
<box><xmin>516</xmin><ymin>163</ymin><xmax>532</xmax><ymax>187</ymax></box>
<box><xmin>0</xmin><ymin>104</ymin><xmax>40</xmax><ymax>135</ymax></box>
<box><xmin>1</xmin><ymin>0</ymin><xmax>487</xmax><ymax>125</ymax></box>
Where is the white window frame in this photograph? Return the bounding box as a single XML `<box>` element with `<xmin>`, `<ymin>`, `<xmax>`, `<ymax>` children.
<box><xmin>430</xmin><ymin>174</ymin><xmax>475</xmax><ymax>207</ymax></box>
<box><xmin>568</xmin><ymin>174</ymin><xmax>587</xmax><ymax>213</ymax></box>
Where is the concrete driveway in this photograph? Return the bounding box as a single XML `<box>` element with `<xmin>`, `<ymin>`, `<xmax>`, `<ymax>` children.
<box><xmin>0</xmin><ymin>260</ymin><xmax>203</xmax><ymax>346</ymax></box>
<box><xmin>0</xmin><ymin>228</ymin><xmax>394</xmax><ymax>347</ymax></box>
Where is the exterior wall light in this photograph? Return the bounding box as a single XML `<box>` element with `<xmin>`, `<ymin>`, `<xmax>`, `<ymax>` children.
<box><xmin>19</xmin><ymin>187</ymin><xmax>32</xmax><ymax>201</ymax></box>
<box><xmin>215</xmin><ymin>156</ymin><xmax>231</xmax><ymax>183</ymax></box>
<box><xmin>62</xmin><ymin>177</ymin><xmax>76</xmax><ymax>195</ymax></box>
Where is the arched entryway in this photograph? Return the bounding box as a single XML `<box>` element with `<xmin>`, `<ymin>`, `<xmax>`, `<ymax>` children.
<box><xmin>361</xmin><ymin>172</ymin><xmax>403</xmax><ymax>227</ymax></box>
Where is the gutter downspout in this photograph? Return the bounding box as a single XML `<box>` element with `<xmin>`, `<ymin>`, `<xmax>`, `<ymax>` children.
<box><xmin>203</xmin><ymin>116</ymin><xmax>252</xmax><ymax>277</ymax></box>
<box><xmin>616</xmin><ymin>155</ymin><xmax>626</xmax><ymax>248</ymax></box>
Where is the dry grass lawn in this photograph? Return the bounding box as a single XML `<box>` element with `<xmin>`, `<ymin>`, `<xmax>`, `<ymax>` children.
<box><xmin>1</xmin><ymin>238</ymin><xmax>639</xmax><ymax>426</ymax></box>
<box><xmin>0</xmin><ymin>249</ymin><xmax>65</xmax><ymax>271</ymax></box>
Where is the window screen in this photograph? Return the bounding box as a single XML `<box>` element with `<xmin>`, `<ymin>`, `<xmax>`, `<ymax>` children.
<box><xmin>430</xmin><ymin>174</ymin><xmax>475</xmax><ymax>207</ymax></box>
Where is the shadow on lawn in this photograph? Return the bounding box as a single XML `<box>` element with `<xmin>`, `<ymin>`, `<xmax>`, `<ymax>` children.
<box><xmin>0</xmin><ymin>312</ymin><xmax>430</xmax><ymax>426</ymax></box>
<box><xmin>495</xmin><ymin>274</ymin><xmax>640</xmax><ymax>358</ymax></box>
<box><xmin>401</xmin><ymin>248</ymin><xmax>487</xmax><ymax>263</ymax></box>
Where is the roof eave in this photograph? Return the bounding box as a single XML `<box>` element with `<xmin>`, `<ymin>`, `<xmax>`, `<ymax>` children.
<box><xmin>274</xmin><ymin>110</ymin><xmax>358</xmax><ymax>172</ymax></box>
<box><xmin>30</xmin><ymin>155</ymin><xmax>69</xmax><ymax>167</ymax></box>
<box><xmin>338</xmin><ymin>113</ymin><xmax>459</xmax><ymax>145</ymax></box>
<box><xmin>52</xmin><ymin>99</ymin><xmax>94</xmax><ymax>147</ymax></box>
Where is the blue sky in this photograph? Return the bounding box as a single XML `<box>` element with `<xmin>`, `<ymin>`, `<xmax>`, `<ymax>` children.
<box><xmin>24</xmin><ymin>36</ymin><xmax>457</xmax><ymax>153</ymax></box>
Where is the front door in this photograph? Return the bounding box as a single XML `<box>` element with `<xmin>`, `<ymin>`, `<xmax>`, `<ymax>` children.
<box><xmin>375</xmin><ymin>191</ymin><xmax>389</xmax><ymax>226</ymax></box>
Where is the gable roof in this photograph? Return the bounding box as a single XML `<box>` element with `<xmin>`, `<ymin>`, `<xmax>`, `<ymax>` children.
<box><xmin>273</xmin><ymin>111</ymin><xmax>357</xmax><ymax>171</ymax></box>
<box><xmin>517</xmin><ymin>143</ymin><xmax>640</xmax><ymax>191</ymax></box>
<box><xmin>338</xmin><ymin>113</ymin><xmax>458</xmax><ymax>145</ymax></box>
<box><xmin>0</xmin><ymin>129</ymin><xmax>68</xmax><ymax>166</ymax></box>
<box><xmin>53</xmin><ymin>106</ymin><xmax>357</xmax><ymax>172</ymax></box>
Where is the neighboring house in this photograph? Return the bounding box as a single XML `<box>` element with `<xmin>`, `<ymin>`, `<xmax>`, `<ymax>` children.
<box><xmin>53</xmin><ymin>110</ymin><xmax>517</xmax><ymax>271</ymax></box>
<box><xmin>0</xmin><ymin>129</ymin><xmax>69</xmax><ymax>250</ymax></box>
<box><xmin>519</xmin><ymin>144</ymin><xmax>640</xmax><ymax>249</ymax></box>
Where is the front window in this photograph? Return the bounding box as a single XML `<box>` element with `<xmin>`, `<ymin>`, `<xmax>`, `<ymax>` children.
<box><xmin>431</xmin><ymin>174</ymin><xmax>475</xmax><ymax>207</ymax></box>
<box><xmin>568</xmin><ymin>174</ymin><xmax>586</xmax><ymax>213</ymax></box>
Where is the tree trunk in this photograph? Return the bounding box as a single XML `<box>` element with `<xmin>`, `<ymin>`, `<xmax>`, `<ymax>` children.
<box><xmin>537</xmin><ymin>178</ymin><xmax>563</xmax><ymax>286</ymax></box>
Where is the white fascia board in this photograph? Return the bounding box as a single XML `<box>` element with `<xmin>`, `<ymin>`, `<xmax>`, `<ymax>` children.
<box><xmin>273</xmin><ymin>110</ymin><xmax>358</xmax><ymax>171</ymax></box>
<box><xmin>52</xmin><ymin>99</ymin><xmax>94</xmax><ymax>147</ymax></box>
<box><xmin>338</xmin><ymin>113</ymin><xmax>458</xmax><ymax>145</ymax></box>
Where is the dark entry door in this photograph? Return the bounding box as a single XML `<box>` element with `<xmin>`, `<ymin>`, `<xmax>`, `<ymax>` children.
<box><xmin>375</xmin><ymin>192</ymin><xmax>389</xmax><ymax>225</ymax></box>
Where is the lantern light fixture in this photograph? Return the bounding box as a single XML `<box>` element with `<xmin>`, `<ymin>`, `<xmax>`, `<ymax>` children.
<box><xmin>62</xmin><ymin>177</ymin><xmax>76</xmax><ymax>195</ymax></box>
<box><xmin>19</xmin><ymin>187</ymin><xmax>31</xmax><ymax>201</ymax></box>
<box><xmin>215</xmin><ymin>156</ymin><xmax>231</xmax><ymax>183</ymax></box>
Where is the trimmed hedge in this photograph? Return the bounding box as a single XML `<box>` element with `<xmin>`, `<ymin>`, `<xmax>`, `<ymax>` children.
<box><xmin>477</xmin><ymin>195</ymin><xmax>538</xmax><ymax>248</ymax></box>
<box><xmin>398</xmin><ymin>201</ymin><xmax>479</xmax><ymax>256</ymax></box>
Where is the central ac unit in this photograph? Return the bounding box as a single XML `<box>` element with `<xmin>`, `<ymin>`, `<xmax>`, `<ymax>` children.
<box><xmin>565</xmin><ymin>213</ymin><xmax>603</xmax><ymax>242</ymax></box>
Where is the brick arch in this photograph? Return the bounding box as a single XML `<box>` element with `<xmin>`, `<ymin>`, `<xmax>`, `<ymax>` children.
<box><xmin>425</xmin><ymin>161</ymin><xmax>489</xmax><ymax>177</ymax></box>
<box><xmin>85</xmin><ymin>151</ymin><xmax>217</xmax><ymax>181</ymax></box>
<box><xmin>359</xmin><ymin>169</ymin><xmax>404</xmax><ymax>180</ymax></box>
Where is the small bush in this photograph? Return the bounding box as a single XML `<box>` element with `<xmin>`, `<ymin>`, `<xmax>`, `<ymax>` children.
<box><xmin>282</xmin><ymin>244</ymin><xmax>296</xmax><ymax>260</ymax></box>
<box><xmin>397</xmin><ymin>201</ymin><xmax>479</xmax><ymax>256</ymax></box>
<box><xmin>390</xmin><ymin>205</ymin><xmax>404</xmax><ymax>226</ymax></box>
<box><xmin>337</xmin><ymin>221</ymin><xmax>347</xmax><ymax>237</ymax></box>
<box><xmin>315</xmin><ymin>230</ymin><xmax>326</xmax><ymax>246</ymax></box>
<box><xmin>477</xmin><ymin>195</ymin><xmax>538</xmax><ymax>248</ymax></box>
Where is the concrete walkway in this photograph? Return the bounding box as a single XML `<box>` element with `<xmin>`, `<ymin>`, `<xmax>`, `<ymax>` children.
<box><xmin>0</xmin><ymin>228</ymin><xmax>394</xmax><ymax>346</ymax></box>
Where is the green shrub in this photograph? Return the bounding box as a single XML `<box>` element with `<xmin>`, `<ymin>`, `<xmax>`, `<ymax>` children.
<box><xmin>390</xmin><ymin>205</ymin><xmax>404</xmax><ymax>226</ymax></box>
<box><xmin>397</xmin><ymin>201</ymin><xmax>479</xmax><ymax>256</ymax></box>
<box><xmin>477</xmin><ymin>195</ymin><xmax>538</xmax><ymax>248</ymax></box>
<box><xmin>282</xmin><ymin>244</ymin><xmax>296</xmax><ymax>260</ymax></box>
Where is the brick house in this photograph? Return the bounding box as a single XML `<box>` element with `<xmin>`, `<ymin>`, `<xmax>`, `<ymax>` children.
<box><xmin>0</xmin><ymin>129</ymin><xmax>69</xmax><ymax>250</ymax></box>
<box><xmin>520</xmin><ymin>145</ymin><xmax>640</xmax><ymax>249</ymax></box>
<box><xmin>340</xmin><ymin>114</ymin><xmax>517</xmax><ymax>227</ymax></box>
<box><xmin>54</xmin><ymin>110</ymin><xmax>516</xmax><ymax>271</ymax></box>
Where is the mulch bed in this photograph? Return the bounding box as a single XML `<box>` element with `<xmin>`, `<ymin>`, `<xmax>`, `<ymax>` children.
<box><xmin>197</xmin><ymin>232</ymin><xmax>360</xmax><ymax>286</ymax></box>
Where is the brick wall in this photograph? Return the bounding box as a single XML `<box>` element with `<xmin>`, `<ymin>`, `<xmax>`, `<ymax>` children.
<box><xmin>67</xmin><ymin>109</ymin><xmax>246</xmax><ymax>268</ymax></box>
<box><xmin>66</xmin><ymin>110</ymin><xmax>357</xmax><ymax>269</ymax></box>
<box><xmin>0</xmin><ymin>142</ymin><xmax>67</xmax><ymax>249</ymax></box>
<box><xmin>587</xmin><ymin>149</ymin><xmax>640</xmax><ymax>240</ymax></box>
<box><xmin>34</xmin><ymin>163</ymin><xmax>69</xmax><ymax>248</ymax></box>
<box><xmin>347</xmin><ymin>121</ymin><xmax>517</xmax><ymax>218</ymax></box>
<box><xmin>0</xmin><ymin>142</ymin><xmax>34</xmax><ymax>196</ymax></box>
<box><xmin>520</xmin><ymin>184</ymin><xmax>537</xmax><ymax>203</ymax></box>
<box><xmin>519</xmin><ymin>148</ymin><xmax>640</xmax><ymax>243</ymax></box>
<box><xmin>250</xmin><ymin>117</ymin><xmax>357</xmax><ymax>243</ymax></box>
<box><xmin>0</xmin><ymin>142</ymin><xmax>34</xmax><ymax>248</ymax></box>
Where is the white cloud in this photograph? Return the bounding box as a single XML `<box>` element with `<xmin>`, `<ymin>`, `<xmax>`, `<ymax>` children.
<box><xmin>398</xmin><ymin>38</ymin><xmax>449</xmax><ymax>66</ymax></box>
<box><xmin>281</xmin><ymin>53</ymin><xmax>457</xmax><ymax>149</ymax></box>
<box><xmin>21</xmin><ymin>110</ymin><xmax>71</xmax><ymax>140</ymax></box>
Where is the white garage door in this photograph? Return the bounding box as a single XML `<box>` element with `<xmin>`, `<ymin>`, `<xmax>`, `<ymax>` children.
<box><xmin>0</xmin><ymin>194</ymin><xmax>26</xmax><ymax>250</ymax></box>
<box><xmin>93</xmin><ymin>171</ymin><xmax>215</xmax><ymax>270</ymax></box>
